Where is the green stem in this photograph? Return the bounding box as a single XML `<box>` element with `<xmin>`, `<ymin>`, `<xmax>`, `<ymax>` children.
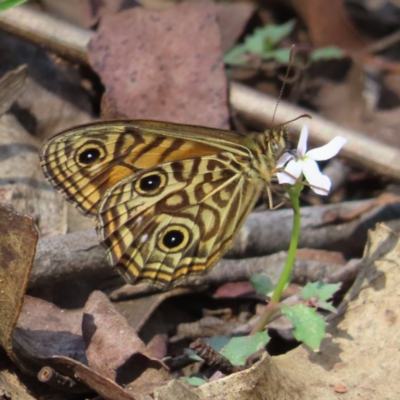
<box><xmin>251</xmin><ymin>183</ymin><xmax>302</xmax><ymax>334</ymax></box>
<box><xmin>271</xmin><ymin>184</ymin><xmax>301</xmax><ymax>303</ymax></box>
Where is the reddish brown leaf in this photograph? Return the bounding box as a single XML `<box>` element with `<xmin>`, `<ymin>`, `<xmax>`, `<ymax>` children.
<box><xmin>88</xmin><ymin>1</ymin><xmax>229</xmax><ymax>128</ymax></box>
<box><xmin>292</xmin><ymin>0</ymin><xmax>368</xmax><ymax>50</ymax></box>
<box><xmin>14</xmin><ymin>296</ymin><xmax>87</xmax><ymax>364</ymax></box>
<box><xmin>146</xmin><ymin>333</ymin><xmax>168</xmax><ymax>359</ymax></box>
<box><xmin>213</xmin><ymin>281</ymin><xmax>256</xmax><ymax>298</ymax></box>
<box><xmin>46</xmin><ymin>356</ymin><xmax>136</xmax><ymax>400</ymax></box>
<box><xmin>82</xmin><ymin>291</ymin><xmax>170</xmax><ymax>391</ymax></box>
<box><xmin>216</xmin><ymin>3</ymin><xmax>255</xmax><ymax>52</ymax></box>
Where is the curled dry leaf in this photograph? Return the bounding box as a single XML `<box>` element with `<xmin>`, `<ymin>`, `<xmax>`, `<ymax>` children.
<box><xmin>0</xmin><ymin>203</ymin><xmax>37</xmax><ymax>359</ymax></box>
<box><xmin>89</xmin><ymin>1</ymin><xmax>229</xmax><ymax>128</ymax></box>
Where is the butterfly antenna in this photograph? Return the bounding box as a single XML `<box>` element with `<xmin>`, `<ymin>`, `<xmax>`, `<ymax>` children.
<box><xmin>283</xmin><ymin>113</ymin><xmax>312</xmax><ymax>126</ymax></box>
<box><xmin>270</xmin><ymin>44</ymin><xmax>296</xmax><ymax>129</ymax></box>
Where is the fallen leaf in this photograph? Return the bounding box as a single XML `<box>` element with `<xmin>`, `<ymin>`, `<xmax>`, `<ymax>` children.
<box><xmin>83</xmin><ymin>291</ymin><xmax>170</xmax><ymax>394</ymax></box>
<box><xmin>291</xmin><ymin>0</ymin><xmax>368</xmax><ymax>50</ymax></box>
<box><xmin>216</xmin><ymin>2</ymin><xmax>254</xmax><ymax>52</ymax></box>
<box><xmin>89</xmin><ymin>1</ymin><xmax>229</xmax><ymax>128</ymax></box>
<box><xmin>14</xmin><ymin>296</ymin><xmax>87</xmax><ymax>364</ymax></box>
<box><xmin>41</xmin><ymin>0</ymin><xmax>135</xmax><ymax>28</ymax></box>
<box><xmin>0</xmin><ymin>203</ymin><xmax>37</xmax><ymax>358</ymax></box>
<box><xmin>0</xmin><ymin>65</ymin><xmax>27</xmax><ymax>117</ymax></box>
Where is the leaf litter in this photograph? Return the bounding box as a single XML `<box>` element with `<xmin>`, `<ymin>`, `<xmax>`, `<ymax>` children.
<box><xmin>0</xmin><ymin>1</ymin><xmax>400</xmax><ymax>399</ymax></box>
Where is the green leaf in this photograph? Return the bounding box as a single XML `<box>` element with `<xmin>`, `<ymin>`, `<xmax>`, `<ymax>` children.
<box><xmin>302</xmin><ymin>280</ymin><xmax>340</xmax><ymax>301</ymax></box>
<box><xmin>315</xmin><ymin>300</ymin><xmax>336</xmax><ymax>313</ymax></box>
<box><xmin>310</xmin><ymin>46</ymin><xmax>344</xmax><ymax>62</ymax></box>
<box><xmin>282</xmin><ymin>304</ymin><xmax>326</xmax><ymax>351</ymax></box>
<box><xmin>181</xmin><ymin>377</ymin><xmax>207</xmax><ymax>387</ymax></box>
<box><xmin>0</xmin><ymin>0</ymin><xmax>27</xmax><ymax>12</ymax></box>
<box><xmin>250</xmin><ymin>274</ymin><xmax>274</xmax><ymax>295</ymax></box>
<box><xmin>224</xmin><ymin>20</ymin><xmax>295</xmax><ymax>65</ymax></box>
<box><xmin>261</xmin><ymin>48</ymin><xmax>291</xmax><ymax>63</ymax></box>
<box><xmin>245</xmin><ymin>20</ymin><xmax>295</xmax><ymax>52</ymax></box>
<box><xmin>223</xmin><ymin>43</ymin><xmax>248</xmax><ymax>65</ymax></box>
<box><xmin>221</xmin><ymin>332</ymin><xmax>270</xmax><ymax>366</ymax></box>
<box><xmin>302</xmin><ymin>280</ymin><xmax>340</xmax><ymax>312</ymax></box>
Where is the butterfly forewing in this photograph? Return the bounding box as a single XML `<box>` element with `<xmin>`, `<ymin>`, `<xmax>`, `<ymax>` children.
<box><xmin>39</xmin><ymin>120</ymin><xmax>252</xmax><ymax>216</ymax></box>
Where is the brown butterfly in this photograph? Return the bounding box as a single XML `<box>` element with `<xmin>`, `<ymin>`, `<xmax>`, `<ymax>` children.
<box><xmin>39</xmin><ymin>120</ymin><xmax>287</xmax><ymax>288</ymax></box>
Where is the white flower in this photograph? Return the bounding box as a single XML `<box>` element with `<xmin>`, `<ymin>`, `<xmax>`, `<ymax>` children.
<box><xmin>276</xmin><ymin>125</ymin><xmax>346</xmax><ymax>196</ymax></box>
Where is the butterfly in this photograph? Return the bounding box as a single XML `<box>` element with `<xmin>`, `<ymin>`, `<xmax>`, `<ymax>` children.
<box><xmin>39</xmin><ymin>120</ymin><xmax>287</xmax><ymax>288</ymax></box>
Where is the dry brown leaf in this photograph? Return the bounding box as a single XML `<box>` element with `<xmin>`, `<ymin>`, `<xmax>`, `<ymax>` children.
<box><xmin>113</xmin><ymin>287</ymin><xmax>192</xmax><ymax>332</ymax></box>
<box><xmin>213</xmin><ymin>281</ymin><xmax>255</xmax><ymax>298</ymax></box>
<box><xmin>0</xmin><ymin>203</ymin><xmax>37</xmax><ymax>357</ymax></box>
<box><xmin>176</xmin><ymin>316</ymin><xmax>241</xmax><ymax>339</ymax></box>
<box><xmin>89</xmin><ymin>1</ymin><xmax>229</xmax><ymax>128</ymax></box>
<box><xmin>45</xmin><ymin>356</ymin><xmax>136</xmax><ymax>400</ymax></box>
<box><xmin>14</xmin><ymin>296</ymin><xmax>87</xmax><ymax>364</ymax></box>
<box><xmin>0</xmin><ymin>65</ymin><xmax>27</xmax><ymax>117</ymax></box>
<box><xmin>292</xmin><ymin>0</ymin><xmax>368</xmax><ymax>50</ymax></box>
<box><xmin>41</xmin><ymin>0</ymin><xmax>134</xmax><ymax>28</ymax></box>
<box><xmin>0</xmin><ymin>33</ymin><xmax>93</xmax><ymax>140</ymax></box>
<box><xmin>216</xmin><ymin>2</ymin><xmax>254</xmax><ymax>52</ymax></box>
<box><xmin>83</xmin><ymin>291</ymin><xmax>171</xmax><ymax>395</ymax></box>
<box><xmin>14</xmin><ymin>292</ymin><xmax>175</xmax><ymax>398</ymax></box>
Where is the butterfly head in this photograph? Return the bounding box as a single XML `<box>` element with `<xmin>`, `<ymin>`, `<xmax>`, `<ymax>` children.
<box><xmin>260</xmin><ymin>126</ymin><xmax>288</xmax><ymax>178</ymax></box>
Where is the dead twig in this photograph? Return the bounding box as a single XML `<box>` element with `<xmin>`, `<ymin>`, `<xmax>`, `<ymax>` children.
<box><xmin>230</xmin><ymin>81</ymin><xmax>400</xmax><ymax>180</ymax></box>
<box><xmin>30</xmin><ymin>199</ymin><xmax>400</xmax><ymax>291</ymax></box>
<box><xmin>0</xmin><ymin>6</ymin><xmax>91</xmax><ymax>63</ymax></box>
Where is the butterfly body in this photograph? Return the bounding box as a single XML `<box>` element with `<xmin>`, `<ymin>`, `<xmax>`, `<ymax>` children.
<box><xmin>39</xmin><ymin>120</ymin><xmax>287</xmax><ymax>288</ymax></box>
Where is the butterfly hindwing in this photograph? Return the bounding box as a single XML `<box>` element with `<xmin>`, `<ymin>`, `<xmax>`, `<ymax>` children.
<box><xmin>97</xmin><ymin>152</ymin><xmax>263</xmax><ymax>288</ymax></box>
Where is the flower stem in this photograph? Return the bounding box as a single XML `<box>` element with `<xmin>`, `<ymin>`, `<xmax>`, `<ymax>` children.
<box><xmin>251</xmin><ymin>183</ymin><xmax>302</xmax><ymax>334</ymax></box>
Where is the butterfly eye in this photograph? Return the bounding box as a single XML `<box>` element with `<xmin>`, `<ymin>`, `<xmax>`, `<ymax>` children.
<box><xmin>79</xmin><ymin>148</ymin><xmax>100</xmax><ymax>164</ymax></box>
<box><xmin>75</xmin><ymin>141</ymin><xmax>106</xmax><ymax>167</ymax></box>
<box><xmin>158</xmin><ymin>225</ymin><xmax>190</xmax><ymax>253</ymax></box>
<box><xmin>140</xmin><ymin>174</ymin><xmax>161</xmax><ymax>191</ymax></box>
<box><xmin>136</xmin><ymin>171</ymin><xmax>167</xmax><ymax>196</ymax></box>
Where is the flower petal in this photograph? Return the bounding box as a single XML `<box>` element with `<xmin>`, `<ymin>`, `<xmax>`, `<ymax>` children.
<box><xmin>297</xmin><ymin>125</ymin><xmax>309</xmax><ymax>158</ymax></box>
<box><xmin>276</xmin><ymin>152</ymin><xmax>294</xmax><ymax>168</ymax></box>
<box><xmin>302</xmin><ymin>158</ymin><xmax>331</xmax><ymax>195</ymax></box>
<box><xmin>306</xmin><ymin>136</ymin><xmax>346</xmax><ymax>161</ymax></box>
<box><xmin>277</xmin><ymin>159</ymin><xmax>302</xmax><ymax>185</ymax></box>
